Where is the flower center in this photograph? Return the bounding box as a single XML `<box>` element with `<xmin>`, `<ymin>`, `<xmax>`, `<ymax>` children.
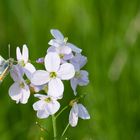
<box><xmin>49</xmin><ymin>72</ymin><xmax>57</xmax><ymax>78</ymax></box>
<box><xmin>19</xmin><ymin>60</ymin><xmax>25</xmax><ymax>67</ymax></box>
<box><xmin>75</xmin><ymin>71</ymin><xmax>81</xmax><ymax>78</ymax></box>
<box><xmin>45</xmin><ymin>97</ymin><xmax>51</xmax><ymax>103</ymax></box>
<box><xmin>19</xmin><ymin>82</ymin><xmax>25</xmax><ymax>88</ymax></box>
<box><xmin>43</xmin><ymin>85</ymin><xmax>48</xmax><ymax>93</ymax></box>
<box><xmin>59</xmin><ymin>54</ymin><xmax>64</xmax><ymax>59</ymax></box>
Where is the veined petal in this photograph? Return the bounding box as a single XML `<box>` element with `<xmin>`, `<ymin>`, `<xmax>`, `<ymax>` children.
<box><xmin>16</xmin><ymin>47</ymin><xmax>22</xmax><ymax>61</ymax></box>
<box><xmin>50</xmin><ymin>29</ymin><xmax>64</xmax><ymax>40</ymax></box>
<box><xmin>22</xmin><ymin>44</ymin><xmax>29</xmax><ymax>63</ymax></box>
<box><xmin>31</xmin><ymin>70</ymin><xmax>50</xmax><ymax>86</ymax></box>
<box><xmin>67</xmin><ymin>43</ymin><xmax>82</xmax><ymax>53</ymax></box>
<box><xmin>24</xmin><ymin>63</ymin><xmax>36</xmax><ymax>80</ymax></box>
<box><xmin>44</xmin><ymin>52</ymin><xmax>60</xmax><ymax>72</ymax></box>
<box><xmin>10</xmin><ymin>65</ymin><xmax>24</xmax><ymax>82</ymax></box>
<box><xmin>19</xmin><ymin>84</ymin><xmax>30</xmax><ymax>104</ymax></box>
<box><xmin>78</xmin><ymin>70</ymin><xmax>89</xmax><ymax>86</ymax></box>
<box><xmin>48</xmin><ymin>78</ymin><xmax>64</xmax><ymax>98</ymax></box>
<box><xmin>69</xmin><ymin>103</ymin><xmax>79</xmax><ymax>127</ymax></box>
<box><xmin>77</xmin><ymin>104</ymin><xmax>90</xmax><ymax>119</ymax></box>
<box><xmin>9</xmin><ymin>82</ymin><xmax>22</xmax><ymax>103</ymax></box>
<box><xmin>46</xmin><ymin>100</ymin><xmax>60</xmax><ymax>115</ymax></box>
<box><xmin>70</xmin><ymin>78</ymin><xmax>78</xmax><ymax>95</ymax></box>
<box><xmin>57</xmin><ymin>63</ymin><xmax>75</xmax><ymax>80</ymax></box>
<box><xmin>37</xmin><ymin>110</ymin><xmax>49</xmax><ymax>119</ymax></box>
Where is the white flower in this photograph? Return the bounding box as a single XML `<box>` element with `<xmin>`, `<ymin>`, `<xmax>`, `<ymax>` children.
<box><xmin>70</xmin><ymin>54</ymin><xmax>89</xmax><ymax>95</ymax></box>
<box><xmin>48</xmin><ymin>29</ymin><xmax>82</xmax><ymax>54</ymax></box>
<box><xmin>9</xmin><ymin>65</ymin><xmax>30</xmax><ymax>104</ymax></box>
<box><xmin>33</xmin><ymin>94</ymin><xmax>60</xmax><ymax>119</ymax></box>
<box><xmin>69</xmin><ymin>102</ymin><xmax>90</xmax><ymax>127</ymax></box>
<box><xmin>31</xmin><ymin>52</ymin><xmax>75</xmax><ymax>98</ymax></box>
<box><xmin>16</xmin><ymin>44</ymin><xmax>36</xmax><ymax>79</ymax></box>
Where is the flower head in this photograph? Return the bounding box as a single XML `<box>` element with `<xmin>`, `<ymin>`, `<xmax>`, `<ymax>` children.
<box><xmin>33</xmin><ymin>94</ymin><xmax>60</xmax><ymax>119</ymax></box>
<box><xmin>48</xmin><ymin>29</ymin><xmax>82</xmax><ymax>55</ymax></box>
<box><xmin>9</xmin><ymin>65</ymin><xmax>30</xmax><ymax>104</ymax></box>
<box><xmin>69</xmin><ymin>102</ymin><xmax>90</xmax><ymax>127</ymax></box>
<box><xmin>16</xmin><ymin>44</ymin><xmax>36</xmax><ymax>79</ymax></box>
<box><xmin>70</xmin><ymin>54</ymin><xmax>89</xmax><ymax>94</ymax></box>
<box><xmin>31</xmin><ymin>52</ymin><xmax>75</xmax><ymax>98</ymax></box>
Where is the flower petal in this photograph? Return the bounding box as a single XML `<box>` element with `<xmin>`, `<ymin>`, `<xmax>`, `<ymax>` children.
<box><xmin>16</xmin><ymin>47</ymin><xmax>22</xmax><ymax>61</ymax></box>
<box><xmin>10</xmin><ymin>65</ymin><xmax>24</xmax><ymax>82</ymax></box>
<box><xmin>69</xmin><ymin>103</ymin><xmax>79</xmax><ymax>127</ymax></box>
<box><xmin>48</xmin><ymin>78</ymin><xmax>64</xmax><ymax>98</ymax></box>
<box><xmin>37</xmin><ymin>110</ymin><xmax>49</xmax><ymax>119</ymax></box>
<box><xmin>33</xmin><ymin>100</ymin><xmax>46</xmax><ymax>110</ymax></box>
<box><xmin>46</xmin><ymin>100</ymin><xmax>60</xmax><ymax>115</ymax></box>
<box><xmin>70</xmin><ymin>78</ymin><xmax>78</xmax><ymax>95</ymax></box>
<box><xmin>78</xmin><ymin>70</ymin><xmax>89</xmax><ymax>86</ymax></box>
<box><xmin>77</xmin><ymin>104</ymin><xmax>90</xmax><ymax>119</ymax></box>
<box><xmin>19</xmin><ymin>84</ymin><xmax>30</xmax><ymax>104</ymax></box>
<box><xmin>57</xmin><ymin>63</ymin><xmax>75</xmax><ymax>80</ymax></box>
<box><xmin>24</xmin><ymin>63</ymin><xmax>36</xmax><ymax>80</ymax></box>
<box><xmin>9</xmin><ymin>82</ymin><xmax>22</xmax><ymax>103</ymax></box>
<box><xmin>44</xmin><ymin>52</ymin><xmax>60</xmax><ymax>72</ymax></box>
<box><xmin>48</xmin><ymin>39</ymin><xmax>62</xmax><ymax>47</ymax></box>
<box><xmin>67</xmin><ymin>43</ymin><xmax>82</xmax><ymax>53</ymax></box>
<box><xmin>50</xmin><ymin>29</ymin><xmax>64</xmax><ymax>40</ymax></box>
<box><xmin>31</xmin><ymin>70</ymin><xmax>50</xmax><ymax>86</ymax></box>
<box><xmin>22</xmin><ymin>44</ymin><xmax>29</xmax><ymax>63</ymax></box>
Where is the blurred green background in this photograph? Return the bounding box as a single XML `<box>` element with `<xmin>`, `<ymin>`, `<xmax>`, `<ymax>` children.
<box><xmin>0</xmin><ymin>0</ymin><xmax>140</xmax><ymax>140</ymax></box>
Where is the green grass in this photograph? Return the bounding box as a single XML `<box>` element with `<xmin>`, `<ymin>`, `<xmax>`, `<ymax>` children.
<box><xmin>0</xmin><ymin>0</ymin><xmax>140</xmax><ymax>139</ymax></box>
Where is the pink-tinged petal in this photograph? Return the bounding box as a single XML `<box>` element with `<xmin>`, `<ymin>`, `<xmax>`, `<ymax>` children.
<box><xmin>44</xmin><ymin>52</ymin><xmax>60</xmax><ymax>72</ymax></box>
<box><xmin>33</xmin><ymin>100</ymin><xmax>46</xmax><ymax>110</ymax></box>
<box><xmin>37</xmin><ymin>110</ymin><xmax>49</xmax><ymax>119</ymax></box>
<box><xmin>48</xmin><ymin>78</ymin><xmax>64</xmax><ymax>98</ymax></box>
<box><xmin>78</xmin><ymin>70</ymin><xmax>89</xmax><ymax>86</ymax></box>
<box><xmin>19</xmin><ymin>84</ymin><xmax>30</xmax><ymax>104</ymax></box>
<box><xmin>46</xmin><ymin>100</ymin><xmax>60</xmax><ymax>115</ymax></box>
<box><xmin>24</xmin><ymin>63</ymin><xmax>36</xmax><ymax>80</ymax></box>
<box><xmin>67</xmin><ymin>43</ymin><xmax>82</xmax><ymax>53</ymax></box>
<box><xmin>57</xmin><ymin>63</ymin><xmax>75</xmax><ymax>80</ymax></box>
<box><xmin>9</xmin><ymin>82</ymin><xmax>22</xmax><ymax>104</ymax></box>
<box><xmin>50</xmin><ymin>29</ymin><xmax>64</xmax><ymax>40</ymax></box>
<box><xmin>10</xmin><ymin>65</ymin><xmax>24</xmax><ymax>82</ymax></box>
<box><xmin>69</xmin><ymin>103</ymin><xmax>79</xmax><ymax>127</ymax></box>
<box><xmin>77</xmin><ymin>104</ymin><xmax>90</xmax><ymax>119</ymax></box>
<box><xmin>31</xmin><ymin>70</ymin><xmax>50</xmax><ymax>86</ymax></box>
<box><xmin>22</xmin><ymin>44</ymin><xmax>29</xmax><ymax>63</ymax></box>
<box><xmin>70</xmin><ymin>78</ymin><xmax>78</xmax><ymax>95</ymax></box>
<box><xmin>16</xmin><ymin>47</ymin><xmax>22</xmax><ymax>61</ymax></box>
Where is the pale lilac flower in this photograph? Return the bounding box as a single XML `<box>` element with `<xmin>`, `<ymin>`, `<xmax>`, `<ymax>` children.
<box><xmin>16</xmin><ymin>44</ymin><xmax>36</xmax><ymax>79</ymax></box>
<box><xmin>36</xmin><ymin>57</ymin><xmax>44</xmax><ymax>64</ymax></box>
<box><xmin>48</xmin><ymin>29</ymin><xmax>82</xmax><ymax>54</ymax></box>
<box><xmin>31</xmin><ymin>52</ymin><xmax>75</xmax><ymax>98</ymax></box>
<box><xmin>69</xmin><ymin>102</ymin><xmax>90</xmax><ymax>127</ymax></box>
<box><xmin>9</xmin><ymin>65</ymin><xmax>30</xmax><ymax>104</ymax></box>
<box><xmin>33</xmin><ymin>94</ymin><xmax>60</xmax><ymax>119</ymax></box>
<box><xmin>70</xmin><ymin>54</ymin><xmax>89</xmax><ymax>95</ymax></box>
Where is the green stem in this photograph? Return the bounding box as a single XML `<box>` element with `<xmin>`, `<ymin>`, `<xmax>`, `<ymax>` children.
<box><xmin>52</xmin><ymin>115</ymin><xmax>57</xmax><ymax>140</ymax></box>
<box><xmin>56</xmin><ymin>106</ymin><xmax>68</xmax><ymax>119</ymax></box>
<box><xmin>61</xmin><ymin>123</ymin><xmax>70</xmax><ymax>137</ymax></box>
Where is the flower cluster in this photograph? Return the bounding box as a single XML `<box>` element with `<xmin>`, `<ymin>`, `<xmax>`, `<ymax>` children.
<box><xmin>9</xmin><ymin>29</ymin><xmax>90</xmax><ymax>127</ymax></box>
